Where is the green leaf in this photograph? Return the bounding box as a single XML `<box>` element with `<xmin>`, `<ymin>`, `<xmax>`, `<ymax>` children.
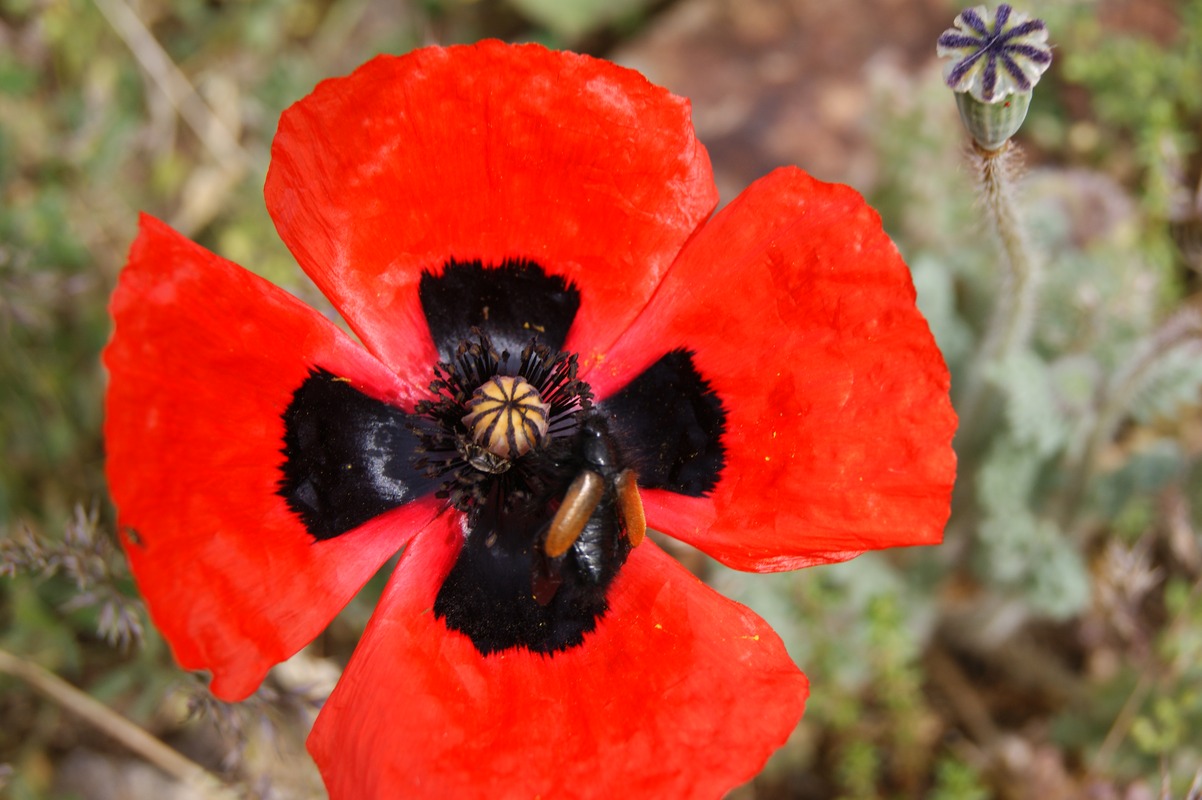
<box><xmin>987</xmin><ymin>350</ymin><xmax>1068</xmax><ymax>456</ymax></box>
<box><xmin>976</xmin><ymin>439</ymin><xmax>1042</xmax><ymax>516</ymax></box>
<box><xmin>976</xmin><ymin>510</ymin><xmax>1090</xmax><ymax>618</ymax></box>
<box><xmin>1128</xmin><ymin>344</ymin><xmax>1202</xmax><ymax>424</ymax></box>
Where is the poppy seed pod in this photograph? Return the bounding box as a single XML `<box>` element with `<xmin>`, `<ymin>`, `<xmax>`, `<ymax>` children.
<box><xmin>937</xmin><ymin>4</ymin><xmax>1052</xmax><ymax>151</ymax></box>
<box><xmin>953</xmin><ymin>89</ymin><xmax>1032</xmax><ymax>152</ymax></box>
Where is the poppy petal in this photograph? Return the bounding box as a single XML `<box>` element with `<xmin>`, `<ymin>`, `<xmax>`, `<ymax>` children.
<box><xmin>265</xmin><ymin>41</ymin><xmax>717</xmax><ymax>378</ymax></box>
<box><xmin>104</xmin><ymin>215</ymin><xmax>441</xmax><ymax>699</ymax></box>
<box><xmin>587</xmin><ymin>168</ymin><xmax>957</xmax><ymax>572</ymax></box>
<box><xmin>307</xmin><ymin>523</ymin><xmax>807</xmax><ymax>799</ymax></box>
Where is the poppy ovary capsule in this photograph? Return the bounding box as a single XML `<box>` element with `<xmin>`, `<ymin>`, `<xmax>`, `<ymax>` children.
<box><xmin>461</xmin><ymin>375</ymin><xmax>551</xmax><ymax>460</ymax></box>
<box><xmin>936</xmin><ymin>3</ymin><xmax>1052</xmax><ymax>152</ymax></box>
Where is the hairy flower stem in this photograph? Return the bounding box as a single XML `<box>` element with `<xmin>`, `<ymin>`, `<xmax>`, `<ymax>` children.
<box><xmin>0</xmin><ymin>647</ymin><xmax>237</xmax><ymax>798</ymax></box>
<box><xmin>956</xmin><ymin>143</ymin><xmax>1041</xmax><ymax>456</ymax></box>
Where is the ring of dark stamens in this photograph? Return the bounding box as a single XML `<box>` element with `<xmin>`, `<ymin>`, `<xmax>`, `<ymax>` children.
<box><xmin>409</xmin><ymin>328</ymin><xmax>593</xmax><ymax>512</ymax></box>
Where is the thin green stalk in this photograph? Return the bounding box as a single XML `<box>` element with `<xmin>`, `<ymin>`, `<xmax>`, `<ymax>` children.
<box><xmin>90</xmin><ymin>0</ymin><xmax>250</xmax><ymax>170</ymax></box>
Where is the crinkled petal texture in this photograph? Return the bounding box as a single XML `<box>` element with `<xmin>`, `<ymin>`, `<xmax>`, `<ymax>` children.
<box><xmin>266</xmin><ymin>41</ymin><xmax>717</xmax><ymax>382</ymax></box>
<box><xmin>589</xmin><ymin>168</ymin><xmax>957</xmax><ymax>572</ymax></box>
<box><xmin>308</xmin><ymin>518</ymin><xmax>807</xmax><ymax>799</ymax></box>
<box><xmin>104</xmin><ymin>216</ymin><xmax>442</xmax><ymax>700</ymax></box>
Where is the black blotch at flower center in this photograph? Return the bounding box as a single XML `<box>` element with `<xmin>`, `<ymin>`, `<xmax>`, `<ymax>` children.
<box><xmin>276</xmin><ymin>259</ymin><xmax>729</xmax><ymax>656</ymax></box>
<box><xmin>408</xmin><ymin>330</ymin><xmax>639</xmax><ymax>655</ymax></box>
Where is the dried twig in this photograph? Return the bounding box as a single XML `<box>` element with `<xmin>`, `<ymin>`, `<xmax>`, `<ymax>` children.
<box><xmin>0</xmin><ymin>647</ymin><xmax>238</xmax><ymax>799</ymax></box>
<box><xmin>90</xmin><ymin>0</ymin><xmax>252</xmax><ymax>171</ymax></box>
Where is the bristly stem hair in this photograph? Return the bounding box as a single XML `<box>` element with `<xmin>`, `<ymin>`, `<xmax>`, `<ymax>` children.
<box><xmin>956</xmin><ymin>142</ymin><xmax>1042</xmax><ymax>452</ymax></box>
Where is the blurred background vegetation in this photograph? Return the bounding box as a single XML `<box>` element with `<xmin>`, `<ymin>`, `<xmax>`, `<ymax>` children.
<box><xmin>2</xmin><ymin>0</ymin><xmax>1202</xmax><ymax>797</ymax></box>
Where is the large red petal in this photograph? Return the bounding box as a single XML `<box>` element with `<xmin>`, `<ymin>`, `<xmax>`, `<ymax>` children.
<box><xmin>104</xmin><ymin>215</ymin><xmax>440</xmax><ymax>700</ymax></box>
<box><xmin>308</xmin><ymin>524</ymin><xmax>807</xmax><ymax>799</ymax></box>
<box><xmin>588</xmin><ymin>168</ymin><xmax>957</xmax><ymax>572</ymax></box>
<box><xmin>265</xmin><ymin>41</ymin><xmax>717</xmax><ymax>377</ymax></box>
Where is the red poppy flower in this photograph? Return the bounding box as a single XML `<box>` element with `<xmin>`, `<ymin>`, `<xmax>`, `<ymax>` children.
<box><xmin>104</xmin><ymin>41</ymin><xmax>955</xmax><ymax>798</ymax></box>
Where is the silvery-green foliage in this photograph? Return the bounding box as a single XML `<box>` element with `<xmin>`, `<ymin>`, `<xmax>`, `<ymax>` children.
<box><xmin>1127</xmin><ymin>343</ymin><xmax>1202</xmax><ymax>425</ymax></box>
<box><xmin>975</xmin><ymin>511</ymin><xmax>1090</xmax><ymax>619</ymax></box>
<box><xmin>976</xmin><ymin>512</ymin><xmax>1043</xmax><ymax>586</ymax></box>
<box><xmin>974</xmin><ymin>438</ymin><xmax>1092</xmax><ymax>617</ymax></box>
<box><xmin>1022</xmin><ymin>520</ymin><xmax>1091</xmax><ymax>619</ymax></box>
<box><xmin>976</xmin><ymin>438</ymin><xmax>1043</xmax><ymax>517</ymax></box>
<box><xmin>986</xmin><ymin>350</ymin><xmax>1068</xmax><ymax>457</ymax></box>
<box><xmin>1022</xmin><ymin>169</ymin><xmax>1161</xmax><ymax>362</ymax></box>
<box><xmin>1048</xmin><ymin>355</ymin><xmax>1102</xmax><ymax>420</ymax></box>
